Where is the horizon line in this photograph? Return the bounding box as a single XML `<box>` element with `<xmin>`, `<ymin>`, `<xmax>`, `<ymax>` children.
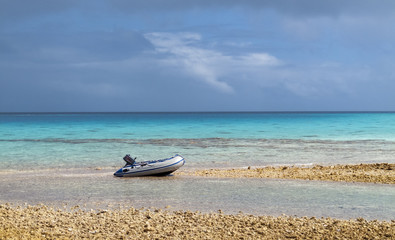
<box><xmin>1</xmin><ymin>111</ymin><xmax>395</xmax><ymax>114</ymax></box>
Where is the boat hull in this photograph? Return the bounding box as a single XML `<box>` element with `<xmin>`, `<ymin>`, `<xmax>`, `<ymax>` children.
<box><xmin>113</xmin><ymin>155</ymin><xmax>185</xmax><ymax>177</ymax></box>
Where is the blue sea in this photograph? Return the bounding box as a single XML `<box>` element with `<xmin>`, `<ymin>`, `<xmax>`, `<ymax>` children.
<box><xmin>0</xmin><ymin>112</ymin><xmax>394</xmax><ymax>220</ymax></box>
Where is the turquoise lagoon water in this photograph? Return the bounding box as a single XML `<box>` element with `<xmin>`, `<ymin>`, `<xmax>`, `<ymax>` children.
<box><xmin>1</xmin><ymin>112</ymin><xmax>395</xmax><ymax>169</ymax></box>
<box><xmin>0</xmin><ymin>112</ymin><xmax>394</xmax><ymax>220</ymax></box>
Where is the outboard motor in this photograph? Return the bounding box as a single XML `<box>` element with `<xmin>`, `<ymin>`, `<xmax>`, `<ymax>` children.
<box><xmin>123</xmin><ymin>154</ymin><xmax>136</xmax><ymax>165</ymax></box>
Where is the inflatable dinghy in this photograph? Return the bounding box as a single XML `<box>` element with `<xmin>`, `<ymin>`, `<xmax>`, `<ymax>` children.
<box><xmin>114</xmin><ymin>154</ymin><xmax>185</xmax><ymax>177</ymax></box>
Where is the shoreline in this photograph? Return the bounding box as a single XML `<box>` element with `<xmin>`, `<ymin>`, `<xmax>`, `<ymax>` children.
<box><xmin>1</xmin><ymin>163</ymin><xmax>394</xmax><ymax>239</ymax></box>
<box><xmin>1</xmin><ymin>204</ymin><xmax>394</xmax><ymax>239</ymax></box>
<box><xmin>176</xmin><ymin>163</ymin><xmax>395</xmax><ymax>184</ymax></box>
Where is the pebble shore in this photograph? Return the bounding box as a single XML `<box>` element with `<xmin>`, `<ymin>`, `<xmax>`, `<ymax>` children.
<box><xmin>177</xmin><ymin>163</ymin><xmax>395</xmax><ymax>184</ymax></box>
<box><xmin>1</xmin><ymin>163</ymin><xmax>394</xmax><ymax>239</ymax></box>
<box><xmin>1</xmin><ymin>204</ymin><xmax>394</xmax><ymax>239</ymax></box>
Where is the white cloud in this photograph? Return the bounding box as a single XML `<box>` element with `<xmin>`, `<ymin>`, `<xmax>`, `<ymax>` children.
<box><xmin>144</xmin><ymin>32</ymin><xmax>281</xmax><ymax>93</ymax></box>
<box><xmin>240</xmin><ymin>53</ymin><xmax>281</xmax><ymax>66</ymax></box>
<box><xmin>274</xmin><ymin>63</ymin><xmax>373</xmax><ymax>98</ymax></box>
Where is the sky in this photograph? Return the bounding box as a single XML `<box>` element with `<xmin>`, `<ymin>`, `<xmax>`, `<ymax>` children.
<box><xmin>1</xmin><ymin>0</ymin><xmax>395</xmax><ymax>112</ymax></box>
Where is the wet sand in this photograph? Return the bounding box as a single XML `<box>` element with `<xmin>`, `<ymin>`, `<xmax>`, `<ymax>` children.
<box><xmin>1</xmin><ymin>204</ymin><xmax>394</xmax><ymax>239</ymax></box>
<box><xmin>177</xmin><ymin>163</ymin><xmax>395</xmax><ymax>184</ymax></box>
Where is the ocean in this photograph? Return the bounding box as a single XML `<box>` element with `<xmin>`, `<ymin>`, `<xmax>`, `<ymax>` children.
<box><xmin>0</xmin><ymin>112</ymin><xmax>394</xmax><ymax>220</ymax></box>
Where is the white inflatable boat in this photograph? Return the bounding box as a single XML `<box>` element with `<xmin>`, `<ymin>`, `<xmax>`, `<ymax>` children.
<box><xmin>113</xmin><ymin>154</ymin><xmax>185</xmax><ymax>177</ymax></box>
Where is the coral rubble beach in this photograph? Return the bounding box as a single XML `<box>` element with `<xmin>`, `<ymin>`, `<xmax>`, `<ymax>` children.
<box><xmin>0</xmin><ymin>204</ymin><xmax>394</xmax><ymax>239</ymax></box>
<box><xmin>177</xmin><ymin>163</ymin><xmax>395</xmax><ymax>184</ymax></box>
<box><xmin>1</xmin><ymin>163</ymin><xmax>394</xmax><ymax>239</ymax></box>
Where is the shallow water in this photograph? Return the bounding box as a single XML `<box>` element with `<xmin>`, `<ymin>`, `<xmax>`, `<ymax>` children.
<box><xmin>0</xmin><ymin>169</ymin><xmax>394</xmax><ymax>220</ymax></box>
<box><xmin>0</xmin><ymin>112</ymin><xmax>394</xmax><ymax>219</ymax></box>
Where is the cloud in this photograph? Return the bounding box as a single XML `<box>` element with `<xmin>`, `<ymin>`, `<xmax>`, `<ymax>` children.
<box><xmin>240</xmin><ymin>53</ymin><xmax>280</xmax><ymax>66</ymax></box>
<box><xmin>144</xmin><ymin>32</ymin><xmax>281</xmax><ymax>93</ymax></box>
<box><xmin>3</xmin><ymin>0</ymin><xmax>394</xmax><ymax>25</ymax></box>
<box><xmin>103</xmin><ymin>0</ymin><xmax>395</xmax><ymax>22</ymax></box>
<box><xmin>4</xmin><ymin>31</ymin><xmax>152</xmax><ymax>63</ymax></box>
<box><xmin>0</xmin><ymin>30</ymin><xmax>155</xmax><ymax>110</ymax></box>
<box><xmin>143</xmin><ymin>31</ymin><xmax>381</xmax><ymax>101</ymax></box>
<box><xmin>1</xmin><ymin>1</ymin><xmax>395</xmax><ymax>111</ymax></box>
<box><xmin>0</xmin><ymin>0</ymin><xmax>79</xmax><ymax>23</ymax></box>
<box><xmin>280</xmin><ymin>64</ymin><xmax>372</xmax><ymax>98</ymax></box>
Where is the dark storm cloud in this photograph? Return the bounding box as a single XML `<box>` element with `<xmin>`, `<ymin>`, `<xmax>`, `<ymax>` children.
<box><xmin>0</xmin><ymin>29</ymin><xmax>155</xmax><ymax>112</ymax></box>
<box><xmin>0</xmin><ymin>0</ymin><xmax>78</xmax><ymax>21</ymax></box>
<box><xmin>109</xmin><ymin>0</ymin><xmax>395</xmax><ymax>17</ymax></box>
<box><xmin>1</xmin><ymin>0</ymin><xmax>395</xmax><ymax>112</ymax></box>
<box><xmin>1</xmin><ymin>31</ymin><xmax>153</xmax><ymax>63</ymax></box>
<box><xmin>2</xmin><ymin>0</ymin><xmax>394</xmax><ymax>21</ymax></box>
